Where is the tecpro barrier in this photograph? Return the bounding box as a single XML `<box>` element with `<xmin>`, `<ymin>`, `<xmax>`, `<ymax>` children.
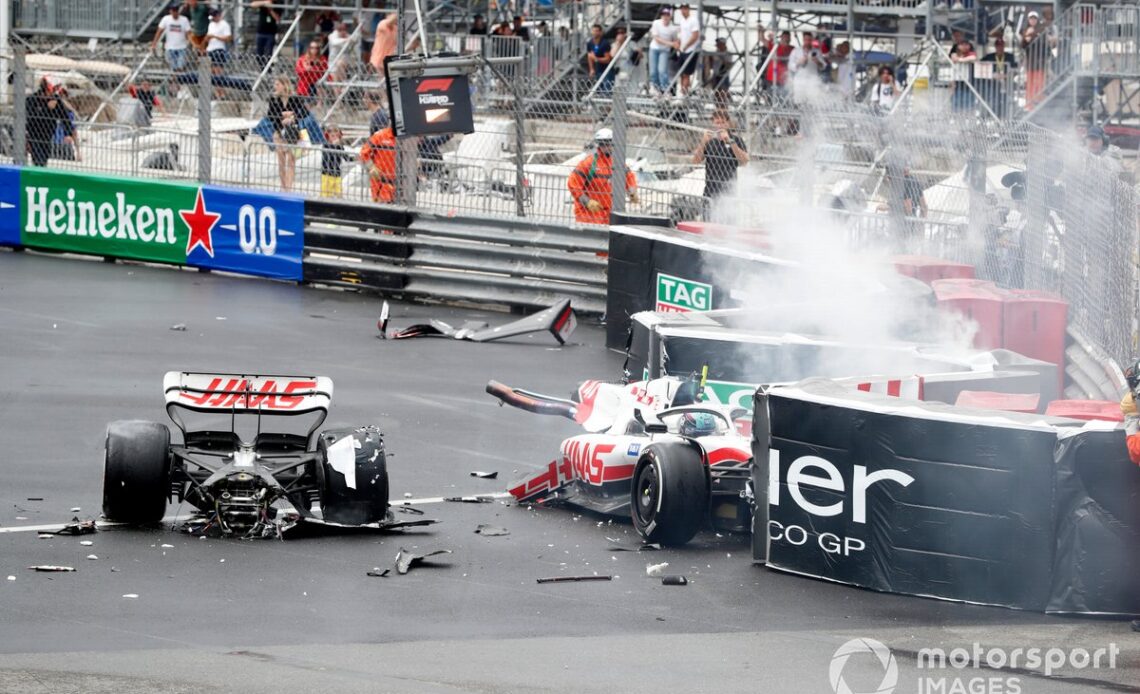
<box><xmin>0</xmin><ymin>166</ymin><xmax>305</xmax><ymax>281</ymax></box>
<box><xmin>752</xmin><ymin>380</ymin><xmax>1140</xmax><ymax>615</ymax></box>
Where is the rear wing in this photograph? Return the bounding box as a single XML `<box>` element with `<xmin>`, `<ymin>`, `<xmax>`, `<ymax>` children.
<box><xmin>163</xmin><ymin>372</ymin><xmax>334</xmax><ymax>415</ymax></box>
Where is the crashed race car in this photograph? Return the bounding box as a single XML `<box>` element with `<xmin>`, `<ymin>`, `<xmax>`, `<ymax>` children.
<box><xmin>487</xmin><ymin>376</ymin><xmax>753</xmax><ymax>545</ymax></box>
<box><xmin>102</xmin><ymin>372</ymin><xmax>425</xmax><ymax>538</ymax></box>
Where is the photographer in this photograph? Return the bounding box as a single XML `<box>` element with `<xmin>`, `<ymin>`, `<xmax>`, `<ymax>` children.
<box><xmin>692</xmin><ymin>110</ymin><xmax>748</xmax><ymax>216</ymax></box>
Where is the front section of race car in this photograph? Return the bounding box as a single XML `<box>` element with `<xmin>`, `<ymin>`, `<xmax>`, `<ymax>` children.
<box><xmin>487</xmin><ymin>376</ymin><xmax>753</xmax><ymax>545</ymax></box>
<box><xmin>102</xmin><ymin>372</ymin><xmax>407</xmax><ymax>538</ymax></box>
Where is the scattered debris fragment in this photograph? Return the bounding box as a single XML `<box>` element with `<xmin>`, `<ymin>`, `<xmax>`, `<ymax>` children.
<box><xmin>393</xmin><ymin>299</ymin><xmax>576</xmax><ymax>345</ymax></box>
<box><xmin>608</xmin><ymin>543</ymin><xmax>661</xmax><ymax>552</ymax></box>
<box><xmin>403</xmin><ymin>493</ymin><xmax>413</xmax><ymax>499</ymax></box>
<box><xmin>25</xmin><ymin>497</ymin><xmax>43</xmax><ymax>502</ymax></box>
<box><xmin>160</xmin><ymin>544</ymin><xmax>174</xmax><ymax>548</ymax></box>
<box><xmin>376</xmin><ymin>301</ymin><xmax>390</xmax><ymax>339</ymax></box>
<box><xmin>28</xmin><ymin>566</ymin><xmax>75</xmax><ymax>572</ymax></box>
<box><xmin>395</xmin><ymin>548</ymin><xmax>452</xmax><ymax>575</ymax></box>
<box><xmin>86</xmin><ymin>555</ymin><xmax>98</xmax><ymax>561</ymax></box>
<box><xmin>6</xmin><ymin>576</ymin><xmax>15</xmax><ymax>581</ymax></box>
<box><xmin>661</xmin><ymin>576</ymin><xmax>689</xmax><ymax>586</ymax></box>
<box><xmin>645</xmin><ymin>562</ymin><xmax>670</xmax><ymax>577</ymax></box>
<box><xmin>536</xmin><ymin>575</ymin><xmax>613</xmax><ymax>584</ymax></box>
<box><xmin>443</xmin><ymin>496</ymin><xmax>494</xmax><ymax>504</ymax></box>
<box><xmin>37</xmin><ymin>534</ymin><xmax>53</xmax><ymax>539</ymax></box>
<box><xmin>474</xmin><ymin>524</ymin><xmax>509</xmax><ymax>536</ymax></box>
<box><xmin>56</xmin><ymin>518</ymin><xmax>96</xmax><ymax>536</ymax></box>
<box><xmin>366</xmin><ymin>568</ymin><xmax>391</xmax><ymax>578</ymax></box>
<box><xmin>79</xmin><ymin>540</ymin><xmax>93</xmax><ymax>546</ymax></box>
<box><xmin>169</xmin><ymin>324</ymin><xmax>188</xmax><ymax>331</ymax></box>
<box><xmin>122</xmin><ymin>594</ymin><xmax>138</xmax><ymax>599</ymax></box>
<box><xmin>470</xmin><ymin>471</ymin><xmax>499</xmax><ymax>479</ymax></box>
<box><xmin>69</xmin><ymin>507</ymin><xmax>81</xmax><ymax>513</ymax></box>
<box><xmin>396</xmin><ymin>505</ymin><xmax>425</xmax><ymax>515</ymax></box>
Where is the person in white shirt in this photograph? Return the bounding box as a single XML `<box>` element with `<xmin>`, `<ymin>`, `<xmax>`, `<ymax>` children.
<box><xmin>833</xmin><ymin>40</ymin><xmax>855</xmax><ymax>97</ymax></box>
<box><xmin>789</xmin><ymin>31</ymin><xmax>825</xmax><ymax>78</ymax></box>
<box><xmin>206</xmin><ymin>9</ymin><xmax>233</xmax><ymax>68</ymax></box>
<box><xmin>871</xmin><ymin>65</ymin><xmax>899</xmax><ymax>113</ymax></box>
<box><xmin>676</xmin><ymin>3</ymin><xmax>701</xmax><ymax>95</ymax></box>
<box><xmin>151</xmin><ymin>5</ymin><xmax>192</xmax><ymax>72</ymax></box>
<box><xmin>648</xmin><ymin>8</ymin><xmax>681</xmax><ymax>95</ymax></box>
<box><xmin>327</xmin><ymin>22</ymin><xmax>352</xmax><ymax>81</ymax></box>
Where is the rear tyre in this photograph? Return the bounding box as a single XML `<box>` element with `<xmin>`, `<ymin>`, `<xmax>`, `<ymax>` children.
<box><xmin>630</xmin><ymin>442</ymin><xmax>709</xmax><ymax>546</ymax></box>
<box><xmin>102</xmin><ymin>420</ymin><xmax>171</xmax><ymax>524</ymax></box>
<box><xmin>317</xmin><ymin>427</ymin><xmax>389</xmax><ymax>525</ymax></box>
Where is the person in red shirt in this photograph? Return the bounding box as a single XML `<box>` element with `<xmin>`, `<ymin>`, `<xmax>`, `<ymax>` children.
<box><xmin>1121</xmin><ymin>362</ymin><xmax>1140</xmax><ymax>465</ymax></box>
<box><xmin>567</xmin><ymin>128</ymin><xmax>638</xmax><ymax>225</ymax></box>
<box><xmin>295</xmin><ymin>40</ymin><xmax>328</xmax><ymax>98</ymax></box>
<box><xmin>768</xmin><ymin>31</ymin><xmax>793</xmax><ymax>94</ymax></box>
<box><xmin>360</xmin><ymin>126</ymin><xmax>397</xmax><ymax>203</ymax></box>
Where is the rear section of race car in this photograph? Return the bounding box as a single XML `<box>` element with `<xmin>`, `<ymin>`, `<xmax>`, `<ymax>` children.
<box><xmin>101</xmin><ymin>372</ymin><xmax>391</xmax><ymax>536</ymax></box>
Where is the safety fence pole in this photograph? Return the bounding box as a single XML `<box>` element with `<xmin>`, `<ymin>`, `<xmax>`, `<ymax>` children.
<box><xmin>610</xmin><ymin>73</ymin><xmax>628</xmax><ymax>216</ymax></box>
<box><xmin>197</xmin><ymin>54</ymin><xmax>212</xmax><ymax>184</ymax></box>
<box><xmin>12</xmin><ymin>46</ymin><xmax>26</xmax><ymax>167</ymax></box>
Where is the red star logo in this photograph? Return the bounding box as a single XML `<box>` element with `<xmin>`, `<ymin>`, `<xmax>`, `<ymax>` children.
<box><xmin>181</xmin><ymin>189</ymin><xmax>220</xmax><ymax>258</ymax></box>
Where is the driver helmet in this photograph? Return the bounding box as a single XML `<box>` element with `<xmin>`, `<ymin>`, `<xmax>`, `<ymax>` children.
<box><xmin>679</xmin><ymin>412</ymin><xmax>717</xmax><ymax>438</ymax></box>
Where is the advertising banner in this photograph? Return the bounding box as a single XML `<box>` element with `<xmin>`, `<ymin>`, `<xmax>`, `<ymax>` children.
<box><xmin>0</xmin><ymin>166</ymin><xmax>303</xmax><ymax>280</ymax></box>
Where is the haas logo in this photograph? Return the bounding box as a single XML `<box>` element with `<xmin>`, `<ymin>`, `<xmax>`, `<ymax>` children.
<box><xmin>562</xmin><ymin>440</ymin><xmax>615</xmax><ymax>485</ymax></box>
<box><xmin>179</xmin><ymin>378</ymin><xmax>317</xmax><ymax>410</ymax></box>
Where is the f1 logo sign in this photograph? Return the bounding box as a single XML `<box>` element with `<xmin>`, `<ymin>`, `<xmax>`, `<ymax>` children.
<box><xmin>416</xmin><ymin>78</ymin><xmax>454</xmax><ymax>93</ymax></box>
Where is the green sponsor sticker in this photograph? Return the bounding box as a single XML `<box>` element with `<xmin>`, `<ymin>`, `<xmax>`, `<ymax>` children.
<box><xmin>19</xmin><ymin>168</ymin><xmax>193</xmax><ymax>264</ymax></box>
<box><xmin>701</xmin><ymin>379</ymin><xmax>759</xmax><ymax>410</ymax></box>
<box><xmin>655</xmin><ymin>272</ymin><xmax>713</xmax><ymax>313</ymax></box>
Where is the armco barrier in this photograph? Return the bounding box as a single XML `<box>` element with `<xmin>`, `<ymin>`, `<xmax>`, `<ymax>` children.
<box><xmin>752</xmin><ymin>379</ymin><xmax>1140</xmax><ymax>615</ymax></box>
<box><xmin>0</xmin><ymin>165</ymin><xmax>305</xmax><ymax>281</ymax></box>
<box><xmin>302</xmin><ymin>199</ymin><xmax>609</xmax><ymax>314</ymax></box>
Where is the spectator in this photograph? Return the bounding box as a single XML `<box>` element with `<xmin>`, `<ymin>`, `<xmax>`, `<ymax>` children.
<box><xmin>870</xmin><ymin>65</ymin><xmax>899</xmax><ymax>113</ymax></box>
<box><xmin>567</xmin><ymin>128</ymin><xmax>637</xmax><ymax>225</ymax></box>
<box><xmin>949</xmin><ymin>37</ymin><xmax>977</xmax><ymax>112</ymax></box>
<box><xmin>512</xmin><ymin>16</ymin><xmax>530</xmax><ymax>41</ymax></box>
<box><xmin>251</xmin><ymin>0</ymin><xmax>281</xmax><ymax>66</ymax></box>
<box><xmin>768</xmin><ymin>31</ymin><xmax>793</xmax><ymax>96</ymax></box>
<box><xmin>494</xmin><ymin>21</ymin><xmax>513</xmax><ymax>37</ymax></box>
<box><xmin>833</xmin><ymin>41</ymin><xmax>855</xmax><ymax>97</ymax></box>
<box><xmin>205</xmin><ymin>9</ymin><xmax>232</xmax><ymax>71</ymax></box>
<box><xmin>753</xmin><ymin>25</ymin><xmax>772</xmax><ymax>90</ymax></box>
<box><xmin>536</xmin><ymin>21</ymin><xmax>550</xmax><ymax>38</ymax></box>
<box><xmin>296</xmin><ymin>40</ymin><xmax>328</xmax><ymax>98</ymax></box>
<box><xmin>417</xmin><ymin>133</ymin><xmax>454</xmax><ymax>180</ymax></box>
<box><xmin>558</xmin><ymin>25</ymin><xmax>570</xmax><ymax>43</ymax></box>
<box><xmin>612</xmin><ymin>26</ymin><xmax>641</xmax><ymax>82</ymax></box>
<box><xmin>320</xmin><ymin>126</ymin><xmax>354</xmax><ymax>198</ymax></box>
<box><xmin>676</xmin><ymin>3</ymin><xmax>701</xmax><ymax>95</ymax></box>
<box><xmin>264</xmin><ymin>78</ymin><xmax>310</xmax><ymax>191</ymax></box>
<box><xmin>469</xmin><ymin>14</ymin><xmax>488</xmax><ymax>35</ymax></box>
<box><xmin>648</xmin><ymin>8</ymin><xmax>680</xmax><ymax>95</ymax></box>
<box><xmin>899</xmin><ymin>166</ymin><xmax>927</xmax><ymax>218</ymax></box>
<box><xmin>1021</xmin><ymin>11</ymin><xmax>1051</xmax><ymax>109</ymax></box>
<box><xmin>693</xmin><ymin>110</ymin><xmax>748</xmax><ymax>209</ymax></box>
<box><xmin>49</xmin><ymin>90</ymin><xmax>79</xmax><ymax>161</ymax></box>
<box><xmin>327</xmin><ymin>22</ymin><xmax>352</xmax><ymax>73</ymax></box>
<box><xmin>26</xmin><ymin>80</ymin><xmax>77</xmax><ymax>167</ymax></box>
<box><xmin>789</xmin><ymin>31</ymin><xmax>825</xmax><ymax>80</ymax></box>
<box><xmin>129</xmin><ymin>80</ymin><xmax>164</xmax><ymax>126</ymax></box>
<box><xmin>980</xmin><ymin>37</ymin><xmax>1017</xmax><ymax>118</ymax></box>
<box><xmin>948</xmin><ymin>29</ymin><xmax>968</xmax><ymax>57</ymax></box>
<box><xmin>152</xmin><ymin>5</ymin><xmax>191</xmax><ymax>72</ymax></box>
<box><xmin>369</xmin><ymin>12</ymin><xmax>398</xmax><ymax>72</ymax></box>
<box><xmin>704</xmin><ymin>37</ymin><xmax>732</xmax><ymax>105</ymax></box>
<box><xmin>1086</xmin><ymin>125</ymin><xmax>1108</xmax><ymax>156</ymax></box>
<box><xmin>183</xmin><ymin>0</ymin><xmax>210</xmax><ymax>55</ymax></box>
<box><xmin>315</xmin><ymin>10</ymin><xmax>340</xmax><ymax>37</ymax></box>
<box><xmin>364</xmin><ymin>91</ymin><xmax>390</xmax><ymax>135</ymax></box>
<box><xmin>586</xmin><ymin>24</ymin><xmax>614</xmax><ymax>93</ymax></box>
<box><xmin>358</xmin><ymin>0</ymin><xmax>381</xmax><ymax>63</ymax></box>
<box><xmin>879</xmin><ymin>163</ymin><xmax>926</xmax><ymax>250</ymax></box>
<box><xmin>360</xmin><ymin>126</ymin><xmax>398</xmax><ymax>203</ymax></box>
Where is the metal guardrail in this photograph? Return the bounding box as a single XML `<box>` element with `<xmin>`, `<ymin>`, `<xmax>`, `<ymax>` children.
<box><xmin>300</xmin><ymin>200</ymin><xmax>609</xmax><ymax>314</ymax></box>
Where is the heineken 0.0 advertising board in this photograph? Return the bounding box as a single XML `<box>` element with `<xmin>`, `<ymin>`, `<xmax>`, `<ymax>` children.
<box><xmin>0</xmin><ymin>166</ymin><xmax>303</xmax><ymax>281</ymax></box>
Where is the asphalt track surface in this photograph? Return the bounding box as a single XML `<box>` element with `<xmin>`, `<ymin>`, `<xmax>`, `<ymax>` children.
<box><xmin>0</xmin><ymin>250</ymin><xmax>1136</xmax><ymax>694</ymax></box>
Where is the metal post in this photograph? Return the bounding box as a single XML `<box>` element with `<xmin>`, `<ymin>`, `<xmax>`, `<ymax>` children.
<box><xmin>513</xmin><ymin>73</ymin><xmax>526</xmax><ymax>218</ymax></box>
<box><xmin>396</xmin><ymin>0</ymin><xmax>417</xmax><ymax>208</ymax></box>
<box><xmin>197</xmin><ymin>56</ymin><xmax>212</xmax><ymax>183</ymax></box>
<box><xmin>13</xmin><ymin>47</ymin><xmax>26</xmax><ymax>167</ymax></box>
<box><xmin>611</xmin><ymin>73</ymin><xmax>628</xmax><ymax>216</ymax></box>
<box><xmin>0</xmin><ymin>0</ymin><xmax>10</xmax><ymax>106</ymax></box>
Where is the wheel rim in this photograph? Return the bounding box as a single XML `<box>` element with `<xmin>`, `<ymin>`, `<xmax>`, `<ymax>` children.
<box><xmin>633</xmin><ymin>462</ymin><xmax>660</xmax><ymax>527</ymax></box>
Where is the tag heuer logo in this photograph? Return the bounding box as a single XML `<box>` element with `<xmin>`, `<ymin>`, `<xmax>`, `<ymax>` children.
<box><xmin>656</xmin><ymin>272</ymin><xmax>712</xmax><ymax>313</ymax></box>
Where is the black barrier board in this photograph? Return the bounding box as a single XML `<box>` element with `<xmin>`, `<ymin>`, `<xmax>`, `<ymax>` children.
<box><xmin>1048</xmin><ymin>428</ymin><xmax>1140</xmax><ymax>615</ymax></box>
<box><xmin>386</xmin><ymin>64</ymin><xmax>475</xmax><ymax>138</ymax></box>
<box><xmin>762</xmin><ymin>381</ymin><xmax>1057</xmax><ymax>610</ymax></box>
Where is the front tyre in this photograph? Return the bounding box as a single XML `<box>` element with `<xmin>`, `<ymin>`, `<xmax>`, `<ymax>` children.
<box><xmin>630</xmin><ymin>442</ymin><xmax>709</xmax><ymax>546</ymax></box>
<box><xmin>102</xmin><ymin>420</ymin><xmax>171</xmax><ymax>524</ymax></box>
